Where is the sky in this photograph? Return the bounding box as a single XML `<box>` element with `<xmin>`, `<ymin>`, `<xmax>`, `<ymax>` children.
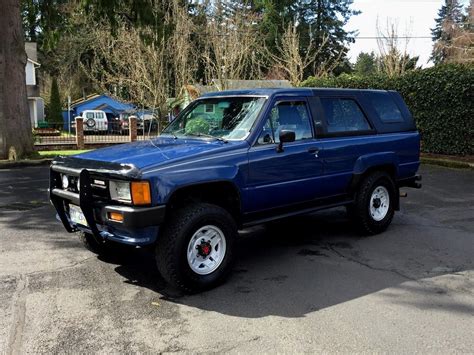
<box><xmin>345</xmin><ymin>0</ymin><xmax>470</xmax><ymax>67</ymax></box>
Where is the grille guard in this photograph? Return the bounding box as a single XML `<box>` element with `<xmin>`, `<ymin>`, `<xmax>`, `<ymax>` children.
<box><xmin>50</xmin><ymin>168</ymin><xmax>104</xmax><ymax>244</ymax></box>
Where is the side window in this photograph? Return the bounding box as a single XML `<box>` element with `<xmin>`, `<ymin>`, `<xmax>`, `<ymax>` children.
<box><xmin>369</xmin><ymin>92</ymin><xmax>404</xmax><ymax>123</ymax></box>
<box><xmin>321</xmin><ymin>98</ymin><xmax>371</xmax><ymax>133</ymax></box>
<box><xmin>257</xmin><ymin>101</ymin><xmax>313</xmax><ymax>144</ymax></box>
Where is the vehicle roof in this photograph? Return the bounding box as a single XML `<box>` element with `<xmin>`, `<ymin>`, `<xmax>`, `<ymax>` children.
<box><xmin>201</xmin><ymin>87</ymin><xmax>391</xmax><ymax>98</ymax></box>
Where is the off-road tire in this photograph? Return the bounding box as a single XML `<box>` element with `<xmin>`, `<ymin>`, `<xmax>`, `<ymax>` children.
<box><xmin>352</xmin><ymin>171</ymin><xmax>396</xmax><ymax>235</ymax></box>
<box><xmin>155</xmin><ymin>203</ymin><xmax>237</xmax><ymax>293</ymax></box>
<box><xmin>79</xmin><ymin>232</ymin><xmax>129</xmax><ymax>256</ymax></box>
<box><xmin>79</xmin><ymin>231</ymin><xmax>106</xmax><ymax>254</ymax></box>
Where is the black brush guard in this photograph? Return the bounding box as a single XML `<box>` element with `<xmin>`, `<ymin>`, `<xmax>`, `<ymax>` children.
<box><xmin>50</xmin><ymin>169</ymin><xmax>103</xmax><ymax>244</ymax></box>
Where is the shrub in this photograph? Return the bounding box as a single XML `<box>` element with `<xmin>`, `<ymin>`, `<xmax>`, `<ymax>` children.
<box><xmin>301</xmin><ymin>64</ymin><xmax>474</xmax><ymax>155</ymax></box>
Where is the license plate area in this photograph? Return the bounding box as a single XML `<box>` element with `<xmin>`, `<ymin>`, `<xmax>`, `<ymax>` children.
<box><xmin>69</xmin><ymin>204</ymin><xmax>88</xmax><ymax>227</ymax></box>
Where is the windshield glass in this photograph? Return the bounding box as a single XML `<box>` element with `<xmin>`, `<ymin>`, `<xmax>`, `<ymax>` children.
<box><xmin>162</xmin><ymin>96</ymin><xmax>266</xmax><ymax>140</ymax></box>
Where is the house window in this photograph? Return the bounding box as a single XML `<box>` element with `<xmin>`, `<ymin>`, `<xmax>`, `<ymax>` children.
<box><xmin>205</xmin><ymin>104</ymin><xmax>214</xmax><ymax>113</ymax></box>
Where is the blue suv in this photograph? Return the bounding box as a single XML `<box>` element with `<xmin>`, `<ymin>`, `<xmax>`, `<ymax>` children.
<box><xmin>50</xmin><ymin>88</ymin><xmax>421</xmax><ymax>292</ymax></box>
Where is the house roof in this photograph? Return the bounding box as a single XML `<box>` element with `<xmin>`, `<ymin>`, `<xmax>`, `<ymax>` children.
<box><xmin>70</xmin><ymin>94</ymin><xmax>135</xmax><ymax>113</ymax></box>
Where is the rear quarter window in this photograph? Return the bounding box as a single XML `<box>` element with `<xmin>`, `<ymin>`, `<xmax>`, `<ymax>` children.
<box><xmin>320</xmin><ymin>98</ymin><xmax>371</xmax><ymax>133</ymax></box>
<box><xmin>369</xmin><ymin>92</ymin><xmax>404</xmax><ymax>123</ymax></box>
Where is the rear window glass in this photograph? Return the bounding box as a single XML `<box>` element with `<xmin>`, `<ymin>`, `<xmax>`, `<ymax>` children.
<box><xmin>321</xmin><ymin>98</ymin><xmax>371</xmax><ymax>133</ymax></box>
<box><xmin>85</xmin><ymin>112</ymin><xmax>94</xmax><ymax>119</ymax></box>
<box><xmin>369</xmin><ymin>92</ymin><xmax>404</xmax><ymax>123</ymax></box>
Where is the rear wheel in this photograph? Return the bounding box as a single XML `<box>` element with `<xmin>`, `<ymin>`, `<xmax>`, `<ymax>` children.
<box><xmin>155</xmin><ymin>203</ymin><xmax>237</xmax><ymax>293</ymax></box>
<box><xmin>352</xmin><ymin>171</ymin><xmax>396</xmax><ymax>235</ymax></box>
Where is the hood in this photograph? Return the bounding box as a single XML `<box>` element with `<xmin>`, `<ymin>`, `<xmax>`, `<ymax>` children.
<box><xmin>74</xmin><ymin>137</ymin><xmax>247</xmax><ymax>170</ymax></box>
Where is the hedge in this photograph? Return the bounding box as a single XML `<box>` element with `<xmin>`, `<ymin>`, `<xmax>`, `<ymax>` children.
<box><xmin>301</xmin><ymin>64</ymin><xmax>474</xmax><ymax>155</ymax></box>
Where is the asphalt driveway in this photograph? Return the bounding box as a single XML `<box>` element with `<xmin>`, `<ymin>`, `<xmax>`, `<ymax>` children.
<box><xmin>0</xmin><ymin>164</ymin><xmax>473</xmax><ymax>353</ymax></box>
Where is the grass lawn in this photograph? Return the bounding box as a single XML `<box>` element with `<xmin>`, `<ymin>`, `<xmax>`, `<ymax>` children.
<box><xmin>38</xmin><ymin>150</ymin><xmax>91</xmax><ymax>157</ymax></box>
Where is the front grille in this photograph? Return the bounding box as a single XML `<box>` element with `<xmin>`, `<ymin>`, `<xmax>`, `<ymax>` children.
<box><xmin>51</xmin><ymin>170</ymin><xmax>110</xmax><ymax>201</ymax></box>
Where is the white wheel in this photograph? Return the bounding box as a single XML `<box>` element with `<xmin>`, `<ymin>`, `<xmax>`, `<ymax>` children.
<box><xmin>369</xmin><ymin>185</ymin><xmax>390</xmax><ymax>221</ymax></box>
<box><xmin>186</xmin><ymin>225</ymin><xmax>227</xmax><ymax>275</ymax></box>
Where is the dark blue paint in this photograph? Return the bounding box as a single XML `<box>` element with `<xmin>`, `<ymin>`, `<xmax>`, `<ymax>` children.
<box><xmin>65</xmin><ymin>88</ymin><xmax>420</xmax><ymax>245</ymax></box>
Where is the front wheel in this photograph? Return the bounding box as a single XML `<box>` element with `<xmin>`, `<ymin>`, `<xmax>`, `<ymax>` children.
<box><xmin>155</xmin><ymin>203</ymin><xmax>237</xmax><ymax>293</ymax></box>
<box><xmin>352</xmin><ymin>171</ymin><xmax>396</xmax><ymax>235</ymax></box>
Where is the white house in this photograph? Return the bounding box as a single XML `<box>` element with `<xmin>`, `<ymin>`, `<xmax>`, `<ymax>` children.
<box><xmin>25</xmin><ymin>42</ymin><xmax>44</xmax><ymax>128</ymax></box>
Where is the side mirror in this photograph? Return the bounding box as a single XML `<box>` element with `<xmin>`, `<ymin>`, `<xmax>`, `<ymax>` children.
<box><xmin>277</xmin><ymin>130</ymin><xmax>295</xmax><ymax>152</ymax></box>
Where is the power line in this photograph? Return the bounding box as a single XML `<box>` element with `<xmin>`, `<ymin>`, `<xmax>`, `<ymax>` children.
<box><xmin>354</xmin><ymin>36</ymin><xmax>432</xmax><ymax>39</ymax></box>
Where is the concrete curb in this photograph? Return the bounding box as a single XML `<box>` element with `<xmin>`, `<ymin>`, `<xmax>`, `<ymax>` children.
<box><xmin>420</xmin><ymin>157</ymin><xmax>474</xmax><ymax>170</ymax></box>
<box><xmin>0</xmin><ymin>158</ymin><xmax>53</xmax><ymax>169</ymax></box>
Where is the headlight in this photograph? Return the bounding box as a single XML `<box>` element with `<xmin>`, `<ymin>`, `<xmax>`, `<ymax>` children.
<box><xmin>109</xmin><ymin>180</ymin><xmax>151</xmax><ymax>205</ymax></box>
<box><xmin>61</xmin><ymin>175</ymin><xmax>69</xmax><ymax>189</ymax></box>
<box><xmin>76</xmin><ymin>177</ymin><xmax>80</xmax><ymax>192</ymax></box>
<box><xmin>110</xmin><ymin>181</ymin><xmax>131</xmax><ymax>202</ymax></box>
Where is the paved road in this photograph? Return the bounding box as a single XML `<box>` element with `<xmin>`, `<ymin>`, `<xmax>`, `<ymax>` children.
<box><xmin>0</xmin><ymin>164</ymin><xmax>473</xmax><ymax>353</ymax></box>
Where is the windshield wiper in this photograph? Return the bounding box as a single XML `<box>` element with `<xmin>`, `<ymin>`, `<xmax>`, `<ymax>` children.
<box><xmin>161</xmin><ymin>132</ymin><xmax>178</xmax><ymax>139</ymax></box>
<box><xmin>184</xmin><ymin>132</ymin><xmax>228</xmax><ymax>143</ymax></box>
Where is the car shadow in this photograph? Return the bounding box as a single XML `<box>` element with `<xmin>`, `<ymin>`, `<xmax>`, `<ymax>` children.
<box><xmin>111</xmin><ymin>208</ymin><xmax>474</xmax><ymax>318</ymax></box>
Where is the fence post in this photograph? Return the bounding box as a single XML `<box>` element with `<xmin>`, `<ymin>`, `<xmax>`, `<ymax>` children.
<box><xmin>129</xmin><ymin>116</ymin><xmax>137</xmax><ymax>142</ymax></box>
<box><xmin>76</xmin><ymin>117</ymin><xmax>84</xmax><ymax>149</ymax></box>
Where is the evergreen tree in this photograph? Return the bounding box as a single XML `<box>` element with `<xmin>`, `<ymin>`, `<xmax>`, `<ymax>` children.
<box><xmin>431</xmin><ymin>0</ymin><xmax>464</xmax><ymax>64</ymax></box>
<box><xmin>299</xmin><ymin>0</ymin><xmax>360</xmax><ymax>75</ymax></box>
<box><xmin>48</xmin><ymin>77</ymin><xmax>63</xmax><ymax>124</ymax></box>
<box><xmin>354</xmin><ymin>52</ymin><xmax>377</xmax><ymax>76</ymax></box>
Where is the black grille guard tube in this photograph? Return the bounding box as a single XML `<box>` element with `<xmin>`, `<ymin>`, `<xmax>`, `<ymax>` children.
<box><xmin>78</xmin><ymin>169</ymin><xmax>103</xmax><ymax>243</ymax></box>
<box><xmin>51</xmin><ymin>156</ymin><xmax>141</xmax><ymax>179</ymax></box>
<box><xmin>50</xmin><ymin>168</ymin><xmax>77</xmax><ymax>233</ymax></box>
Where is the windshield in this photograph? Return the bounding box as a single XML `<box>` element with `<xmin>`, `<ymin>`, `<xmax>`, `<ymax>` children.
<box><xmin>162</xmin><ymin>96</ymin><xmax>266</xmax><ymax>140</ymax></box>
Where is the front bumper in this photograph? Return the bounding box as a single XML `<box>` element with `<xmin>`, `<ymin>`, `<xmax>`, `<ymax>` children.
<box><xmin>50</xmin><ymin>167</ymin><xmax>164</xmax><ymax>246</ymax></box>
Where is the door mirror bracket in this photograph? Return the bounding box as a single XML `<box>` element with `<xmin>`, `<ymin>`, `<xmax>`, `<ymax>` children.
<box><xmin>277</xmin><ymin>130</ymin><xmax>296</xmax><ymax>153</ymax></box>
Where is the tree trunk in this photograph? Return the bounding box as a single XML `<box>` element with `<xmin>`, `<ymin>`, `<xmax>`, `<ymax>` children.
<box><xmin>0</xmin><ymin>0</ymin><xmax>34</xmax><ymax>160</ymax></box>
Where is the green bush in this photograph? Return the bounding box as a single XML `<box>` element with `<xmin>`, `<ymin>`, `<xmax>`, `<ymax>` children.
<box><xmin>301</xmin><ymin>64</ymin><xmax>474</xmax><ymax>155</ymax></box>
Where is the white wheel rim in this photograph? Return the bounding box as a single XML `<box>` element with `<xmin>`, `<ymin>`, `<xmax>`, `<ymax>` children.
<box><xmin>187</xmin><ymin>225</ymin><xmax>227</xmax><ymax>275</ymax></box>
<box><xmin>369</xmin><ymin>186</ymin><xmax>390</xmax><ymax>221</ymax></box>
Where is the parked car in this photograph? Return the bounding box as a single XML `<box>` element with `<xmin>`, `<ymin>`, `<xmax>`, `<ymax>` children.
<box><xmin>80</xmin><ymin>110</ymin><xmax>108</xmax><ymax>133</ymax></box>
<box><xmin>118</xmin><ymin>112</ymin><xmax>159</xmax><ymax>135</ymax></box>
<box><xmin>50</xmin><ymin>88</ymin><xmax>421</xmax><ymax>293</ymax></box>
<box><xmin>105</xmin><ymin>113</ymin><xmax>121</xmax><ymax>134</ymax></box>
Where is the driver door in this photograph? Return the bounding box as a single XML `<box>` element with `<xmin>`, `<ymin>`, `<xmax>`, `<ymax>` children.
<box><xmin>245</xmin><ymin>97</ymin><xmax>325</xmax><ymax>212</ymax></box>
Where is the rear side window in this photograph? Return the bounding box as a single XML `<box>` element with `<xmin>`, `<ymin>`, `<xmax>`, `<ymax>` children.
<box><xmin>369</xmin><ymin>92</ymin><xmax>404</xmax><ymax>123</ymax></box>
<box><xmin>321</xmin><ymin>98</ymin><xmax>371</xmax><ymax>133</ymax></box>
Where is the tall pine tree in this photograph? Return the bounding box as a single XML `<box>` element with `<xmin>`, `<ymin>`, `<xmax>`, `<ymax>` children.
<box><xmin>431</xmin><ymin>0</ymin><xmax>464</xmax><ymax>64</ymax></box>
<box><xmin>48</xmin><ymin>77</ymin><xmax>63</xmax><ymax>124</ymax></box>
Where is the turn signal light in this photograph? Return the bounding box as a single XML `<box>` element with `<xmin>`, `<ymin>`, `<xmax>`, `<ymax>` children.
<box><xmin>108</xmin><ymin>212</ymin><xmax>124</xmax><ymax>222</ymax></box>
<box><xmin>131</xmin><ymin>181</ymin><xmax>151</xmax><ymax>205</ymax></box>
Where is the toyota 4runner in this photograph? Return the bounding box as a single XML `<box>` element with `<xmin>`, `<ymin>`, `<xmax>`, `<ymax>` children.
<box><xmin>50</xmin><ymin>88</ymin><xmax>422</xmax><ymax>292</ymax></box>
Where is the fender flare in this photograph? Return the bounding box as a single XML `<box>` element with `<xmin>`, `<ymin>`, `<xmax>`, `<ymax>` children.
<box><xmin>349</xmin><ymin>152</ymin><xmax>400</xmax><ymax>210</ymax></box>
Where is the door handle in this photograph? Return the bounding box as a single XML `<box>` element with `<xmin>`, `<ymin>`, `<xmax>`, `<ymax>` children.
<box><xmin>307</xmin><ymin>147</ymin><xmax>320</xmax><ymax>157</ymax></box>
